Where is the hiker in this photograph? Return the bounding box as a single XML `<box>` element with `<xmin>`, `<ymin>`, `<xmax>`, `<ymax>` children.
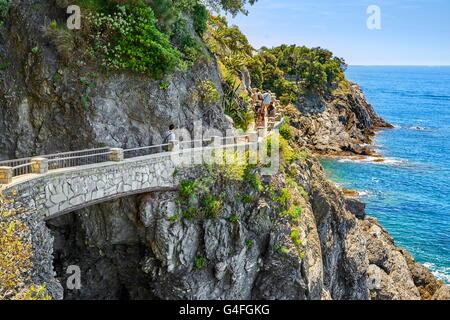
<box><xmin>262</xmin><ymin>91</ymin><xmax>272</xmax><ymax>110</ymax></box>
<box><xmin>163</xmin><ymin>124</ymin><xmax>176</xmax><ymax>151</ymax></box>
<box><xmin>238</xmin><ymin>96</ymin><xmax>247</xmax><ymax>110</ymax></box>
<box><xmin>268</xmin><ymin>102</ymin><xmax>275</xmax><ymax>116</ymax></box>
<box><xmin>256</xmin><ymin>91</ymin><xmax>272</xmax><ymax>128</ymax></box>
<box><xmin>252</xmin><ymin>89</ymin><xmax>263</xmax><ymax>106</ymax></box>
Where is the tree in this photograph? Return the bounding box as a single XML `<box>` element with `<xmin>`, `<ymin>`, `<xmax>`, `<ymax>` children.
<box><xmin>204</xmin><ymin>0</ymin><xmax>259</xmax><ymax>16</ymax></box>
<box><xmin>248</xmin><ymin>44</ymin><xmax>347</xmax><ymax>98</ymax></box>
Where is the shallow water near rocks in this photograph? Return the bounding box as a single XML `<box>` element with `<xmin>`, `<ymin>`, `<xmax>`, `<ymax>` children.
<box><xmin>321</xmin><ymin>66</ymin><xmax>450</xmax><ymax>284</ymax></box>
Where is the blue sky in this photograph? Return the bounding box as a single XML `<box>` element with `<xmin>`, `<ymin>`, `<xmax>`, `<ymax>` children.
<box><xmin>227</xmin><ymin>0</ymin><xmax>450</xmax><ymax>65</ymax></box>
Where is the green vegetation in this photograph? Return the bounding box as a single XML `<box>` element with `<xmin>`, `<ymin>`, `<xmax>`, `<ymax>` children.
<box><xmin>44</xmin><ymin>0</ymin><xmax>259</xmax><ymax>78</ymax></box>
<box><xmin>0</xmin><ymin>61</ymin><xmax>11</xmax><ymax>71</ymax></box>
<box><xmin>192</xmin><ymin>4</ymin><xmax>208</xmax><ymax>35</ymax></box>
<box><xmin>228</xmin><ymin>215</ymin><xmax>238</xmax><ymax>222</ymax></box>
<box><xmin>299</xmin><ymin>150</ymin><xmax>308</xmax><ymax>160</ymax></box>
<box><xmin>245</xmin><ymin>240</ymin><xmax>253</xmax><ymax>249</ymax></box>
<box><xmin>171</xmin><ymin>17</ymin><xmax>203</xmax><ymax>69</ymax></box>
<box><xmin>178</xmin><ymin>178</ymin><xmax>223</xmax><ymax>219</ymax></box>
<box><xmin>0</xmin><ymin>194</ymin><xmax>51</xmax><ymax>300</ymax></box>
<box><xmin>291</xmin><ymin>227</ymin><xmax>304</xmax><ymax>259</ymax></box>
<box><xmin>159</xmin><ymin>80</ymin><xmax>170</xmax><ymax>90</ymax></box>
<box><xmin>193</xmin><ymin>80</ymin><xmax>220</xmax><ymax>104</ymax></box>
<box><xmin>241</xmin><ymin>195</ymin><xmax>254</xmax><ymax>204</ymax></box>
<box><xmin>194</xmin><ymin>256</ymin><xmax>206</xmax><ymax>270</ymax></box>
<box><xmin>206</xmin><ymin>15</ymin><xmax>253</xmax><ymax>86</ymax></box>
<box><xmin>201</xmin><ymin>195</ymin><xmax>222</xmax><ymax>219</ymax></box>
<box><xmin>244</xmin><ymin>171</ymin><xmax>264</xmax><ymax>193</ymax></box>
<box><xmin>248</xmin><ymin>45</ymin><xmax>347</xmax><ymax>102</ymax></box>
<box><xmin>179</xmin><ymin>180</ymin><xmax>201</xmax><ymax>199</ymax></box>
<box><xmin>89</xmin><ymin>4</ymin><xmax>182</xmax><ymax>78</ymax></box>
<box><xmin>0</xmin><ymin>0</ymin><xmax>9</xmax><ymax>28</ymax></box>
<box><xmin>283</xmin><ymin>205</ymin><xmax>302</xmax><ymax>220</ymax></box>
<box><xmin>222</xmin><ymin>82</ymin><xmax>254</xmax><ymax>131</ymax></box>
<box><xmin>165</xmin><ymin>214</ymin><xmax>181</xmax><ymax>221</ymax></box>
<box><xmin>279</xmin><ymin>124</ymin><xmax>293</xmax><ymax>141</ymax></box>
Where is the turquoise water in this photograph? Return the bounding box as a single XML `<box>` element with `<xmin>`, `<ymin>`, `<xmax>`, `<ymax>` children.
<box><xmin>321</xmin><ymin>66</ymin><xmax>450</xmax><ymax>284</ymax></box>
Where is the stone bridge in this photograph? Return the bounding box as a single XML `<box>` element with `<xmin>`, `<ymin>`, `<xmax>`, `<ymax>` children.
<box><xmin>0</xmin><ymin>91</ymin><xmax>284</xmax><ymax>298</ymax></box>
<box><xmin>0</xmin><ymin>135</ymin><xmax>269</xmax><ymax>220</ymax></box>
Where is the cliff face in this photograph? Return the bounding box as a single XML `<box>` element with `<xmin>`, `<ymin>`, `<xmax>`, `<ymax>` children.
<box><xmin>0</xmin><ymin>0</ymin><xmax>230</xmax><ymax>160</ymax></box>
<box><xmin>286</xmin><ymin>83</ymin><xmax>393</xmax><ymax>156</ymax></box>
<box><xmin>47</xmin><ymin>154</ymin><xmax>447</xmax><ymax>300</ymax></box>
<box><xmin>1</xmin><ymin>1</ymin><xmax>448</xmax><ymax>301</ymax></box>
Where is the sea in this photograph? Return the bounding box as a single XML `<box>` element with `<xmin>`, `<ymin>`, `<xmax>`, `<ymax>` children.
<box><xmin>321</xmin><ymin>66</ymin><xmax>450</xmax><ymax>284</ymax></box>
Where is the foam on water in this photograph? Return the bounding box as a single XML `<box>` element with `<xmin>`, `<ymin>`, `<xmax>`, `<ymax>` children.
<box><xmin>321</xmin><ymin>66</ymin><xmax>450</xmax><ymax>284</ymax></box>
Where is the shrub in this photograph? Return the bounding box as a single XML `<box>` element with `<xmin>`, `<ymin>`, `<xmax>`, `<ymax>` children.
<box><xmin>202</xmin><ymin>195</ymin><xmax>222</xmax><ymax>219</ymax></box>
<box><xmin>283</xmin><ymin>205</ymin><xmax>302</xmax><ymax>220</ymax></box>
<box><xmin>0</xmin><ymin>194</ymin><xmax>50</xmax><ymax>300</ymax></box>
<box><xmin>277</xmin><ymin>188</ymin><xmax>291</xmax><ymax>206</ymax></box>
<box><xmin>179</xmin><ymin>180</ymin><xmax>200</xmax><ymax>199</ymax></box>
<box><xmin>194</xmin><ymin>257</ymin><xmax>206</xmax><ymax>270</ymax></box>
<box><xmin>192</xmin><ymin>4</ymin><xmax>208</xmax><ymax>35</ymax></box>
<box><xmin>299</xmin><ymin>147</ymin><xmax>308</xmax><ymax>160</ymax></box>
<box><xmin>182</xmin><ymin>206</ymin><xmax>198</xmax><ymax>219</ymax></box>
<box><xmin>290</xmin><ymin>229</ymin><xmax>302</xmax><ymax>246</ymax></box>
<box><xmin>90</xmin><ymin>4</ymin><xmax>182</xmax><ymax>78</ymax></box>
<box><xmin>279</xmin><ymin>124</ymin><xmax>293</xmax><ymax>141</ymax></box>
<box><xmin>228</xmin><ymin>215</ymin><xmax>238</xmax><ymax>222</ymax></box>
<box><xmin>0</xmin><ymin>0</ymin><xmax>10</xmax><ymax>28</ymax></box>
<box><xmin>171</xmin><ymin>17</ymin><xmax>202</xmax><ymax>68</ymax></box>
<box><xmin>194</xmin><ymin>80</ymin><xmax>220</xmax><ymax>104</ymax></box>
<box><xmin>241</xmin><ymin>195</ymin><xmax>254</xmax><ymax>204</ymax></box>
<box><xmin>244</xmin><ymin>171</ymin><xmax>264</xmax><ymax>193</ymax></box>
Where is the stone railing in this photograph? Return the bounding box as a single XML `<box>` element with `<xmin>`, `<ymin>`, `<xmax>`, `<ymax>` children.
<box><xmin>0</xmin><ymin>131</ymin><xmax>275</xmax><ymax>219</ymax></box>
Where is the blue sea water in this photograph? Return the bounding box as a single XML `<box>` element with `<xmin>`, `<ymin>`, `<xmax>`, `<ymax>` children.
<box><xmin>321</xmin><ymin>66</ymin><xmax>450</xmax><ymax>284</ymax></box>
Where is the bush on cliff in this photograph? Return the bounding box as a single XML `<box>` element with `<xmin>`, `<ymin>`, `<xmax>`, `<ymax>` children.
<box><xmin>0</xmin><ymin>0</ymin><xmax>9</xmax><ymax>28</ymax></box>
<box><xmin>0</xmin><ymin>194</ymin><xmax>51</xmax><ymax>300</ymax></box>
<box><xmin>89</xmin><ymin>4</ymin><xmax>183</xmax><ymax>78</ymax></box>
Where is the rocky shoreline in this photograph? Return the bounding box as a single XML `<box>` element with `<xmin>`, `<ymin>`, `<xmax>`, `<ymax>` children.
<box><xmin>1</xmin><ymin>0</ymin><xmax>448</xmax><ymax>300</ymax></box>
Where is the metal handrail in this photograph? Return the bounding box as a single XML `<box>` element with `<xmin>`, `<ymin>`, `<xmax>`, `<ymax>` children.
<box><xmin>11</xmin><ymin>162</ymin><xmax>36</xmax><ymax>170</ymax></box>
<box><xmin>0</xmin><ymin>133</ymin><xmax>266</xmax><ymax>183</ymax></box>
<box><xmin>47</xmin><ymin>152</ymin><xmax>112</xmax><ymax>163</ymax></box>
<box><xmin>0</xmin><ymin>147</ymin><xmax>111</xmax><ymax>166</ymax></box>
<box><xmin>123</xmin><ymin>144</ymin><xmax>169</xmax><ymax>152</ymax></box>
<box><xmin>11</xmin><ymin>162</ymin><xmax>36</xmax><ymax>178</ymax></box>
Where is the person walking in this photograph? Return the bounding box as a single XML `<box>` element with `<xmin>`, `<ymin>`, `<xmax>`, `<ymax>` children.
<box><xmin>256</xmin><ymin>91</ymin><xmax>272</xmax><ymax>128</ymax></box>
<box><xmin>163</xmin><ymin>124</ymin><xmax>176</xmax><ymax>151</ymax></box>
<box><xmin>238</xmin><ymin>96</ymin><xmax>247</xmax><ymax>110</ymax></box>
<box><xmin>268</xmin><ymin>102</ymin><xmax>275</xmax><ymax>116</ymax></box>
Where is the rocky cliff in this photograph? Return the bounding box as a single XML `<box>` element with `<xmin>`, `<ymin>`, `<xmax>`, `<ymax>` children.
<box><xmin>285</xmin><ymin>82</ymin><xmax>393</xmax><ymax>156</ymax></box>
<box><xmin>1</xmin><ymin>1</ymin><xmax>448</xmax><ymax>300</ymax></box>
<box><xmin>47</xmin><ymin>150</ymin><xmax>448</xmax><ymax>300</ymax></box>
<box><xmin>0</xmin><ymin>0</ymin><xmax>230</xmax><ymax>160</ymax></box>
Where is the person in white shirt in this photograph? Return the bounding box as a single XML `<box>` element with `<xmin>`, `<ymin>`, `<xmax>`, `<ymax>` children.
<box><xmin>256</xmin><ymin>92</ymin><xmax>272</xmax><ymax>128</ymax></box>
<box><xmin>163</xmin><ymin>124</ymin><xmax>176</xmax><ymax>151</ymax></box>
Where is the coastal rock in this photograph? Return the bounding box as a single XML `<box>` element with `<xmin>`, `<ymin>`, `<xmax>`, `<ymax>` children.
<box><xmin>345</xmin><ymin>198</ymin><xmax>366</xmax><ymax>220</ymax></box>
<box><xmin>285</xmin><ymin>83</ymin><xmax>393</xmax><ymax>156</ymax></box>
<box><xmin>359</xmin><ymin>217</ymin><xmax>421</xmax><ymax>300</ymax></box>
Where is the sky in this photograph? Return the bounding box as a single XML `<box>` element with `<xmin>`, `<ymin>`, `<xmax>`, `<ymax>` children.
<box><xmin>226</xmin><ymin>0</ymin><xmax>450</xmax><ymax>65</ymax></box>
